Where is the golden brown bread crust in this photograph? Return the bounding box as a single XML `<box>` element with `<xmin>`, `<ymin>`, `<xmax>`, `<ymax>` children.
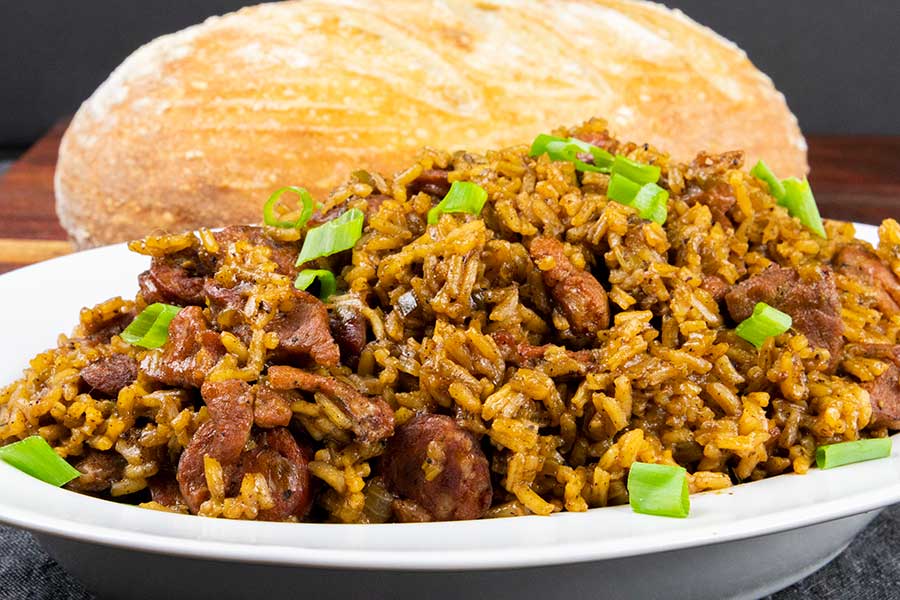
<box><xmin>55</xmin><ymin>0</ymin><xmax>808</xmax><ymax>248</ymax></box>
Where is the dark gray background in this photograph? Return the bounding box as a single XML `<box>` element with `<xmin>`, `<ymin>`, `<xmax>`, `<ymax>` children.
<box><xmin>1</xmin><ymin>0</ymin><xmax>899</xmax><ymax>148</ymax></box>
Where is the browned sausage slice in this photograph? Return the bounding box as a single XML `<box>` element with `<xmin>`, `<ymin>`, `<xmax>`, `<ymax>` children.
<box><xmin>381</xmin><ymin>414</ymin><xmax>492</xmax><ymax>521</ymax></box>
<box><xmin>80</xmin><ymin>354</ymin><xmax>138</xmax><ymax>398</ymax></box>
<box><xmin>235</xmin><ymin>428</ymin><xmax>312</xmax><ymax>521</ymax></box>
<box><xmin>177</xmin><ymin>380</ymin><xmax>254</xmax><ymax>514</ymax></box>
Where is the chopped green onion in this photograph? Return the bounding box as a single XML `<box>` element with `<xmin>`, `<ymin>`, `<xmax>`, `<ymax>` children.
<box><xmin>294</xmin><ymin>269</ymin><xmax>337</xmax><ymax>300</ymax></box>
<box><xmin>750</xmin><ymin>161</ymin><xmax>825</xmax><ymax>239</ymax></box>
<box><xmin>0</xmin><ymin>436</ymin><xmax>81</xmax><ymax>486</ymax></box>
<box><xmin>750</xmin><ymin>160</ymin><xmax>786</xmax><ymax>201</ymax></box>
<box><xmin>120</xmin><ymin>303</ymin><xmax>183</xmax><ymax>349</ymax></box>
<box><xmin>611</xmin><ymin>155</ymin><xmax>660</xmax><ymax>184</ymax></box>
<box><xmin>529</xmin><ymin>134</ymin><xmax>614</xmax><ymax>173</ymax></box>
<box><xmin>627</xmin><ymin>462</ymin><xmax>690</xmax><ymax>518</ymax></box>
<box><xmin>296</xmin><ymin>208</ymin><xmax>365</xmax><ymax>265</ymax></box>
<box><xmin>263</xmin><ymin>186</ymin><xmax>315</xmax><ymax>229</ymax></box>
<box><xmin>607</xmin><ymin>174</ymin><xmax>669</xmax><ymax>225</ymax></box>
<box><xmin>427</xmin><ymin>181</ymin><xmax>488</xmax><ymax>225</ymax></box>
<box><xmin>735</xmin><ymin>302</ymin><xmax>792</xmax><ymax>349</ymax></box>
<box><xmin>816</xmin><ymin>438</ymin><xmax>892</xmax><ymax>470</ymax></box>
<box><xmin>781</xmin><ymin>177</ymin><xmax>826</xmax><ymax>238</ymax></box>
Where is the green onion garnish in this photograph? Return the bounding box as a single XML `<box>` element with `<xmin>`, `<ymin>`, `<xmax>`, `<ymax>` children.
<box><xmin>735</xmin><ymin>302</ymin><xmax>792</xmax><ymax>349</ymax></box>
<box><xmin>611</xmin><ymin>155</ymin><xmax>660</xmax><ymax>184</ymax></box>
<box><xmin>426</xmin><ymin>181</ymin><xmax>488</xmax><ymax>225</ymax></box>
<box><xmin>750</xmin><ymin>161</ymin><xmax>825</xmax><ymax>238</ymax></box>
<box><xmin>529</xmin><ymin>134</ymin><xmax>614</xmax><ymax>173</ymax></box>
<box><xmin>296</xmin><ymin>208</ymin><xmax>365</xmax><ymax>265</ymax></box>
<box><xmin>294</xmin><ymin>269</ymin><xmax>337</xmax><ymax>300</ymax></box>
<box><xmin>781</xmin><ymin>177</ymin><xmax>826</xmax><ymax>238</ymax></box>
<box><xmin>0</xmin><ymin>436</ymin><xmax>81</xmax><ymax>486</ymax></box>
<box><xmin>816</xmin><ymin>438</ymin><xmax>892</xmax><ymax>470</ymax></box>
<box><xmin>750</xmin><ymin>160</ymin><xmax>786</xmax><ymax>201</ymax></box>
<box><xmin>607</xmin><ymin>174</ymin><xmax>669</xmax><ymax>225</ymax></box>
<box><xmin>262</xmin><ymin>186</ymin><xmax>315</xmax><ymax>229</ymax></box>
<box><xmin>627</xmin><ymin>462</ymin><xmax>690</xmax><ymax>518</ymax></box>
<box><xmin>120</xmin><ymin>303</ymin><xmax>183</xmax><ymax>349</ymax></box>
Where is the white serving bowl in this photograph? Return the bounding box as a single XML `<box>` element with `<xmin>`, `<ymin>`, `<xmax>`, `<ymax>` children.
<box><xmin>0</xmin><ymin>223</ymin><xmax>895</xmax><ymax>600</ymax></box>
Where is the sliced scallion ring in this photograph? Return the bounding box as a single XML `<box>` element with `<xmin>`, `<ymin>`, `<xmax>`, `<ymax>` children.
<box><xmin>607</xmin><ymin>174</ymin><xmax>669</xmax><ymax>225</ymax></box>
<box><xmin>816</xmin><ymin>438</ymin><xmax>892</xmax><ymax>470</ymax></box>
<box><xmin>120</xmin><ymin>303</ymin><xmax>183</xmax><ymax>349</ymax></box>
<box><xmin>0</xmin><ymin>436</ymin><xmax>81</xmax><ymax>486</ymax></box>
<box><xmin>627</xmin><ymin>462</ymin><xmax>690</xmax><ymax>518</ymax></box>
<box><xmin>294</xmin><ymin>269</ymin><xmax>337</xmax><ymax>300</ymax></box>
<box><xmin>735</xmin><ymin>302</ymin><xmax>792</xmax><ymax>349</ymax></box>
<box><xmin>529</xmin><ymin>134</ymin><xmax>614</xmax><ymax>173</ymax></box>
<box><xmin>427</xmin><ymin>181</ymin><xmax>488</xmax><ymax>225</ymax></box>
<box><xmin>296</xmin><ymin>208</ymin><xmax>365</xmax><ymax>266</ymax></box>
<box><xmin>611</xmin><ymin>155</ymin><xmax>660</xmax><ymax>184</ymax></box>
<box><xmin>263</xmin><ymin>186</ymin><xmax>315</xmax><ymax>229</ymax></box>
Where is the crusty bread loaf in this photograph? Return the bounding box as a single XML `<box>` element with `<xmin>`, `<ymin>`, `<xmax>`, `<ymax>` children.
<box><xmin>56</xmin><ymin>0</ymin><xmax>807</xmax><ymax>248</ymax></box>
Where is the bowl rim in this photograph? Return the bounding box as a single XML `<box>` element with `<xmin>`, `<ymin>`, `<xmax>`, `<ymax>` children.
<box><xmin>0</xmin><ymin>222</ymin><xmax>895</xmax><ymax>572</ymax></box>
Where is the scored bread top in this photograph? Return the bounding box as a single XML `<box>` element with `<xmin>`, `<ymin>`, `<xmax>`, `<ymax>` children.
<box><xmin>56</xmin><ymin>0</ymin><xmax>807</xmax><ymax>247</ymax></box>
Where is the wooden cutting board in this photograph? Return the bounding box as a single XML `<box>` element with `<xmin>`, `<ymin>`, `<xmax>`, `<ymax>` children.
<box><xmin>0</xmin><ymin>119</ymin><xmax>898</xmax><ymax>275</ymax></box>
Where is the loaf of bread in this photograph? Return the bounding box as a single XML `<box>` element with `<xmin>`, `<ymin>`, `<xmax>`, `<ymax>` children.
<box><xmin>55</xmin><ymin>0</ymin><xmax>807</xmax><ymax>247</ymax></box>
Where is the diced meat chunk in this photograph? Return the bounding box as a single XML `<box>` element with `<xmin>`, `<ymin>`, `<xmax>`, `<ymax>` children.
<box><xmin>725</xmin><ymin>265</ymin><xmax>843</xmax><ymax>363</ymax></box>
<box><xmin>65</xmin><ymin>450</ymin><xmax>125</xmax><ymax>493</ymax></box>
<box><xmin>529</xmin><ymin>237</ymin><xmax>609</xmax><ymax>342</ymax></box>
<box><xmin>147</xmin><ymin>474</ymin><xmax>187</xmax><ymax>510</ymax></box>
<box><xmin>491</xmin><ymin>331</ymin><xmax>594</xmax><ymax>374</ymax></box>
<box><xmin>234</xmin><ymin>428</ymin><xmax>312</xmax><ymax>521</ymax></box>
<box><xmin>329</xmin><ymin>300</ymin><xmax>367</xmax><ymax>369</ymax></box>
<box><xmin>138</xmin><ymin>260</ymin><xmax>207</xmax><ymax>306</ymax></box>
<box><xmin>143</xmin><ymin>307</ymin><xmax>226</xmax><ymax>388</ymax></box>
<box><xmin>835</xmin><ymin>244</ymin><xmax>900</xmax><ymax>315</ymax></box>
<box><xmin>267</xmin><ymin>366</ymin><xmax>394</xmax><ymax>443</ymax></box>
<box><xmin>867</xmin><ymin>364</ymin><xmax>900</xmax><ymax>429</ymax></box>
<box><xmin>685</xmin><ymin>150</ymin><xmax>744</xmax><ymax>186</ymax></box>
<box><xmin>80</xmin><ymin>355</ymin><xmax>138</xmax><ymax>398</ymax></box>
<box><xmin>408</xmin><ymin>169</ymin><xmax>451</xmax><ymax>198</ymax></box>
<box><xmin>392</xmin><ymin>499</ymin><xmax>434</xmax><ymax>523</ymax></box>
<box><xmin>266</xmin><ymin>290</ymin><xmax>340</xmax><ymax>367</ymax></box>
<box><xmin>684</xmin><ymin>181</ymin><xmax>737</xmax><ymax>228</ymax></box>
<box><xmin>381</xmin><ymin>414</ymin><xmax>492</xmax><ymax>521</ymax></box>
<box><xmin>701</xmin><ymin>274</ymin><xmax>730</xmax><ymax>302</ymax></box>
<box><xmin>177</xmin><ymin>380</ymin><xmax>254</xmax><ymax>514</ymax></box>
<box><xmin>253</xmin><ymin>382</ymin><xmax>295</xmax><ymax>428</ymax></box>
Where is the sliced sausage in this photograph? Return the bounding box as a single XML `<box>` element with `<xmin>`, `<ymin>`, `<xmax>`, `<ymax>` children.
<box><xmin>529</xmin><ymin>237</ymin><xmax>609</xmax><ymax>342</ymax></box>
<box><xmin>381</xmin><ymin>414</ymin><xmax>492</xmax><ymax>521</ymax></box>
<box><xmin>177</xmin><ymin>380</ymin><xmax>254</xmax><ymax>514</ymax></box>
<box><xmin>329</xmin><ymin>300</ymin><xmax>367</xmax><ymax>369</ymax></box>
<box><xmin>80</xmin><ymin>355</ymin><xmax>138</xmax><ymax>398</ymax></box>
<box><xmin>867</xmin><ymin>364</ymin><xmax>900</xmax><ymax>429</ymax></box>
<box><xmin>267</xmin><ymin>366</ymin><xmax>394</xmax><ymax>443</ymax></box>
<box><xmin>235</xmin><ymin>428</ymin><xmax>312</xmax><ymax>521</ymax></box>
<box><xmin>138</xmin><ymin>260</ymin><xmax>207</xmax><ymax>306</ymax></box>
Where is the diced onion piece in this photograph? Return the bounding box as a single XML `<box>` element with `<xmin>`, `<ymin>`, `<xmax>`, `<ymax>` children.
<box><xmin>627</xmin><ymin>462</ymin><xmax>690</xmax><ymax>518</ymax></box>
<box><xmin>427</xmin><ymin>181</ymin><xmax>488</xmax><ymax>225</ymax></box>
<box><xmin>296</xmin><ymin>208</ymin><xmax>365</xmax><ymax>265</ymax></box>
<box><xmin>611</xmin><ymin>155</ymin><xmax>660</xmax><ymax>184</ymax></box>
<box><xmin>262</xmin><ymin>186</ymin><xmax>315</xmax><ymax>229</ymax></box>
<box><xmin>750</xmin><ymin>159</ymin><xmax>786</xmax><ymax>201</ymax></box>
<box><xmin>120</xmin><ymin>303</ymin><xmax>183</xmax><ymax>349</ymax></box>
<box><xmin>781</xmin><ymin>177</ymin><xmax>827</xmax><ymax>238</ymax></box>
<box><xmin>294</xmin><ymin>269</ymin><xmax>337</xmax><ymax>300</ymax></box>
<box><xmin>816</xmin><ymin>438</ymin><xmax>892</xmax><ymax>470</ymax></box>
<box><xmin>735</xmin><ymin>302</ymin><xmax>792</xmax><ymax>349</ymax></box>
<box><xmin>0</xmin><ymin>436</ymin><xmax>81</xmax><ymax>486</ymax></box>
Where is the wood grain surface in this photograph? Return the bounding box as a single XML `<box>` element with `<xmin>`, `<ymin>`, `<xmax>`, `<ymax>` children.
<box><xmin>0</xmin><ymin>119</ymin><xmax>897</xmax><ymax>275</ymax></box>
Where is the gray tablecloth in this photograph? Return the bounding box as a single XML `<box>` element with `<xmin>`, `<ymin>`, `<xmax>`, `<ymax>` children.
<box><xmin>2</xmin><ymin>506</ymin><xmax>900</xmax><ymax>599</ymax></box>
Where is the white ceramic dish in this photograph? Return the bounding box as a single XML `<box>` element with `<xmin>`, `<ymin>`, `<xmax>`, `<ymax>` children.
<box><xmin>0</xmin><ymin>223</ymin><xmax>896</xmax><ymax>600</ymax></box>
